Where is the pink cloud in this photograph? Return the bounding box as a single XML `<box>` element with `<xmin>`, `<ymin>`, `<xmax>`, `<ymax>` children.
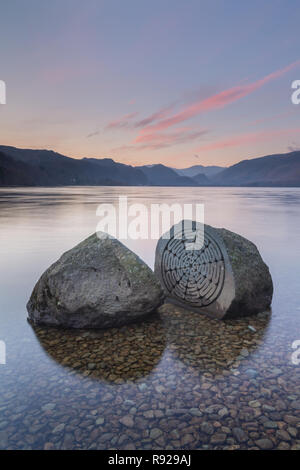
<box><xmin>113</xmin><ymin>128</ymin><xmax>208</xmax><ymax>152</ymax></box>
<box><xmin>107</xmin><ymin>61</ymin><xmax>300</xmax><ymax>154</ymax></box>
<box><xmin>137</xmin><ymin>128</ymin><xmax>208</xmax><ymax>148</ymax></box>
<box><xmin>134</xmin><ymin>103</ymin><xmax>176</xmax><ymax>128</ymax></box>
<box><xmin>195</xmin><ymin>128</ymin><xmax>300</xmax><ymax>153</ymax></box>
<box><xmin>106</xmin><ymin>112</ymin><xmax>139</xmax><ymax>130</ymax></box>
<box><xmin>134</xmin><ymin>126</ymin><xmax>192</xmax><ymax>143</ymax></box>
<box><xmin>137</xmin><ymin>60</ymin><xmax>300</xmax><ymax>136</ymax></box>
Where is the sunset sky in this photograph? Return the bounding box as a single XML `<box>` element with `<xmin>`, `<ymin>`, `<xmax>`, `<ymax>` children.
<box><xmin>1</xmin><ymin>0</ymin><xmax>300</xmax><ymax>168</ymax></box>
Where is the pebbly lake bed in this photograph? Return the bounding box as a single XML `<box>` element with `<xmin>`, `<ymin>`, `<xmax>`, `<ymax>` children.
<box><xmin>0</xmin><ymin>186</ymin><xmax>299</xmax><ymax>450</ymax></box>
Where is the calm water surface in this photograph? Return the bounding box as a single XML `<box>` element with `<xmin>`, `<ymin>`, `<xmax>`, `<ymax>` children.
<box><xmin>0</xmin><ymin>187</ymin><xmax>299</xmax><ymax>449</ymax></box>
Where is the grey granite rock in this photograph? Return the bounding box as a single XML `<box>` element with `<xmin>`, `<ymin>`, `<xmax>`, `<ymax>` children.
<box><xmin>27</xmin><ymin>232</ymin><xmax>164</xmax><ymax>328</ymax></box>
<box><xmin>154</xmin><ymin>220</ymin><xmax>273</xmax><ymax>319</ymax></box>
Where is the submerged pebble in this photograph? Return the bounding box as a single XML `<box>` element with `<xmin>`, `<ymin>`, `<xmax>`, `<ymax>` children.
<box><xmin>0</xmin><ymin>303</ymin><xmax>299</xmax><ymax>450</ymax></box>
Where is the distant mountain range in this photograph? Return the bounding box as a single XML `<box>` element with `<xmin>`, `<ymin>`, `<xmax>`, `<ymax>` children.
<box><xmin>212</xmin><ymin>152</ymin><xmax>300</xmax><ymax>187</ymax></box>
<box><xmin>174</xmin><ymin>164</ymin><xmax>224</xmax><ymax>178</ymax></box>
<box><xmin>0</xmin><ymin>145</ymin><xmax>300</xmax><ymax>187</ymax></box>
<box><xmin>136</xmin><ymin>164</ymin><xmax>198</xmax><ymax>186</ymax></box>
<box><xmin>0</xmin><ymin>146</ymin><xmax>147</xmax><ymax>186</ymax></box>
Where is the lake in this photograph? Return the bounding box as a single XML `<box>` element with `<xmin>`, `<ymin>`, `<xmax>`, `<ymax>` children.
<box><xmin>0</xmin><ymin>186</ymin><xmax>299</xmax><ymax>449</ymax></box>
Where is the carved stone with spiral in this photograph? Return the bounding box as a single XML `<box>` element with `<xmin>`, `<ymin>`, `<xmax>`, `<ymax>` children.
<box><xmin>155</xmin><ymin>221</ymin><xmax>273</xmax><ymax>319</ymax></box>
<box><xmin>161</xmin><ymin>230</ymin><xmax>225</xmax><ymax>307</ymax></box>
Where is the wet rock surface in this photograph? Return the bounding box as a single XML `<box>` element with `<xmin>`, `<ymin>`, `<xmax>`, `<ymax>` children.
<box><xmin>155</xmin><ymin>221</ymin><xmax>273</xmax><ymax>319</ymax></box>
<box><xmin>27</xmin><ymin>232</ymin><xmax>164</xmax><ymax>328</ymax></box>
<box><xmin>0</xmin><ymin>303</ymin><xmax>299</xmax><ymax>450</ymax></box>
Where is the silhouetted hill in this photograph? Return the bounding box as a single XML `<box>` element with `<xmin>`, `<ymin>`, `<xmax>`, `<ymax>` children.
<box><xmin>0</xmin><ymin>151</ymin><xmax>37</xmax><ymax>186</ymax></box>
<box><xmin>137</xmin><ymin>164</ymin><xmax>198</xmax><ymax>186</ymax></box>
<box><xmin>174</xmin><ymin>164</ymin><xmax>224</xmax><ymax>178</ymax></box>
<box><xmin>191</xmin><ymin>172</ymin><xmax>211</xmax><ymax>185</ymax></box>
<box><xmin>84</xmin><ymin>158</ymin><xmax>147</xmax><ymax>185</ymax></box>
<box><xmin>213</xmin><ymin>151</ymin><xmax>300</xmax><ymax>186</ymax></box>
<box><xmin>1</xmin><ymin>146</ymin><xmax>300</xmax><ymax>187</ymax></box>
<box><xmin>0</xmin><ymin>146</ymin><xmax>146</xmax><ymax>186</ymax></box>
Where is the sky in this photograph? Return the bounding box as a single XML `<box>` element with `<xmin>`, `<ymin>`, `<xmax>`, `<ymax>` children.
<box><xmin>0</xmin><ymin>0</ymin><xmax>300</xmax><ymax>168</ymax></box>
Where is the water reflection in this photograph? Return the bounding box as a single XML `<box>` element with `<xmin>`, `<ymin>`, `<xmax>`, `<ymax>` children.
<box><xmin>0</xmin><ymin>187</ymin><xmax>299</xmax><ymax>450</ymax></box>
<box><xmin>163</xmin><ymin>306</ymin><xmax>271</xmax><ymax>374</ymax></box>
<box><xmin>162</xmin><ymin>305</ymin><xmax>271</xmax><ymax>371</ymax></box>
<box><xmin>31</xmin><ymin>304</ymin><xmax>271</xmax><ymax>384</ymax></box>
<box><xmin>31</xmin><ymin>313</ymin><xmax>167</xmax><ymax>383</ymax></box>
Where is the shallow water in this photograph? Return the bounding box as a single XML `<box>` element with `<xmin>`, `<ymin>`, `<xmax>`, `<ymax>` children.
<box><xmin>0</xmin><ymin>186</ymin><xmax>299</xmax><ymax>449</ymax></box>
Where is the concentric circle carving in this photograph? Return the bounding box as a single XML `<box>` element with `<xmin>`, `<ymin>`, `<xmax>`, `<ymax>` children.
<box><xmin>161</xmin><ymin>228</ymin><xmax>225</xmax><ymax>307</ymax></box>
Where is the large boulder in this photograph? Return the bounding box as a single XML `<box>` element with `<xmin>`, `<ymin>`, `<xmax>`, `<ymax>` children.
<box><xmin>27</xmin><ymin>232</ymin><xmax>164</xmax><ymax>328</ymax></box>
<box><xmin>154</xmin><ymin>221</ymin><xmax>273</xmax><ymax>319</ymax></box>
